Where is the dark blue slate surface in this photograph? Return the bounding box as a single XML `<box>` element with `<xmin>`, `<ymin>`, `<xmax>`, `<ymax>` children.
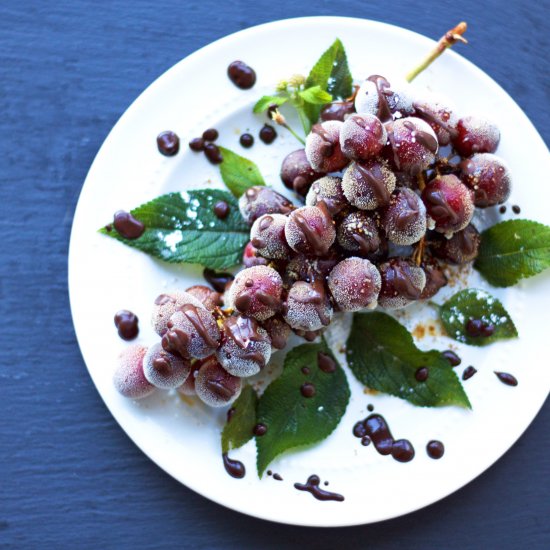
<box><xmin>1</xmin><ymin>1</ymin><xmax>549</xmax><ymax>548</ymax></box>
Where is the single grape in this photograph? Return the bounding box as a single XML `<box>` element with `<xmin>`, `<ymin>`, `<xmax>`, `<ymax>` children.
<box><xmin>339</xmin><ymin>113</ymin><xmax>387</xmax><ymax>161</ymax></box>
<box><xmin>261</xmin><ymin>316</ymin><xmax>292</xmax><ymax>350</ymax></box>
<box><xmin>162</xmin><ymin>304</ymin><xmax>221</xmax><ymax>359</ymax></box>
<box><xmin>305</xmin><ymin>121</ymin><xmax>349</xmax><ymax>173</ymax></box>
<box><xmin>280</xmin><ymin>149</ymin><xmax>326</xmax><ymax>196</ymax></box>
<box><xmin>336</xmin><ymin>211</ymin><xmax>382</xmax><ymax>255</ymax></box>
<box><xmin>194</xmin><ymin>357</ymin><xmax>242</xmax><ymax>407</ymax></box>
<box><xmin>382</xmin><ymin>187</ymin><xmax>427</xmax><ymax>246</ymax></box>
<box><xmin>283</xmin><ymin>280</ymin><xmax>333</xmax><ymax>332</ymax></box>
<box><xmin>430</xmin><ymin>223</ymin><xmax>480</xmax><ymax>264</ymax></box>
<box><xmin>452</xmin><ymin>115</ymin><xmax>500</xmax><ymax>157</ymax></box>
<box><xmin>151</xmin><ymin>291</ymin><xmax>205</xmax><ymax>336</ymax></box>
<box><xmin>185</xmin><ymin>285</ymin><xmax>222</xmax><ymax>311</ymax></box>
<box><xmin>460</xmin><ymin>153</ymin><xmax>511</xmax><ymax>207</ymax></box>
<box><xmin>389</xmin><ymin>117</ymin><xmax>438</xmax><ymax>175</ymax></box>
<box><xmin>250</xmin><ymin>213</ymin><xmax>290</xmax><ymax>260</ymax></box>
<box><xmin>419</xmin><ymin>257</ymin><xmax>448</xmax><ymax>299</ymax></box>
<box><xmin>242</xmin><ymin>241</ymin><xmax>269</xmax><ymax>267</ymax></box>
<box><xmin>342</xmin><ymin>158</ymin><xmax>396</xmax><ymax>210</ymax></box>
<box><xmin>378</xmin><ymin>258</ymin><xmax>426</xmax><ymax>309</ymax></box>
<box><xmin>320</xmin><ymin>100</ymin><xmax>355</xmax><ymax>122</ymax></box>
<box><xmin>113</xmin><ymin>345</ymin><xmax>155</xmax><ymax>399</ymax></box>
<box><xmin>143</xmin><ymin>342</ymin><xmax>191</xmax><ymax>390</ymax></box>
<box><xmin>422</xmin><ymin>175</ymin><xmax>474</xmax><ymax>234</ymax></box>
<box><xmin>284</xmin><ymin>204</ymin><xmax>336</xmax><ymax>256</ymax></box>
<box><xmin>305</xmin><ymin>176</ymin><xmax>347</xmax><ymax>216</ymax></box>
<box><xmin>327</xmin><ymin>257</ymin><xmax>381</xmax><ymax>311</ymax></box>
<box><xmin>227</xmin><ymin>265</ymin><xmax>283</xmax><ymax>321</ymax></box>
<box><xmin>413</xmin><ymin>94</ymin><xmax>458</xmax><ymax>146</ymax></box>
<box><xmin>238</xmin><ymin>186</ymin><xmax>293</xmax><ymax>225</ymax></box>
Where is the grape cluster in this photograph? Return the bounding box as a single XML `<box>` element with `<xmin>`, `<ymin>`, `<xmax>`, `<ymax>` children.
<box><xmin>114</xmin><ymin>74</ymin><xmax>512</xmax><ymax>407</ymax></box>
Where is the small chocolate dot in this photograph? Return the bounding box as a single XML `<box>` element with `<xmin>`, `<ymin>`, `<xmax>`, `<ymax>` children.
<box><xmin>188</xmin><ymin>137</ymin><xmax>205</xmax><ymax>152</ymax></box>
<box><xmin>259</xmin><ymin>124</ymin><xmax>277</xmax><ymax>144</ymax></box>
<box><xmin>157</xmin><ymin>131</ymin><xmax>180</xmax><ymax>156</ymax></box>
<box><xmin>300</xmin><ymin>382</ymin><xmax>316</xmax><ymax>398</ymax></box>
<box><xmin>415</xmin><ymin>367</ymin><xmax>429</xmax><ymax>382</ymax></box>
<box><xmin>202</xmin><ymin>128</ymin><xmax>219</xmax><ymax>142</ymax></box>
<box><xmin>512</xmin><ymin>205</ymin><xmax>521</xmax><ymax>214</ymax></box>
<box><xmin>240</xmin><ymin>133</ymin><xmax>254</xmax><ymax>148</ymax></box>
<box><xmin>462</xmin><ymin>366</ymin><xmax>477</xmax><ymax>381</ymax></box>
<box><xmin>204</xmin><ymin>143</ymin><xmax>223</xmax><ymax>164</ymax></box>
<box><xmin>213</xmin><ymin>201</ymin><xmax>229</xmax><ymax>219</ymax></box>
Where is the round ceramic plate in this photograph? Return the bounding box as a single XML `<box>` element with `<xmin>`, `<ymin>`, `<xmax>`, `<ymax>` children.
<box><xmin>69</xmin><ymin>16</ymin><xmax>550</xmax><ymax>527</ymax></box>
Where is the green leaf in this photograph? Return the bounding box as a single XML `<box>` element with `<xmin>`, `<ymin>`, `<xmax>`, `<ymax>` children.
<box><xmin>256</xmin><ymin>341</ymin><xmax>350</xmax><ymax>477</ymax></box>
<box><xmin>304</xmin><ymin>38</ymin><xmax>353</xmax><ymax>125</ymax></box>
<box><xmin>99</xmin><ymin>189</ymin><xmax>249</xmax><ymax>270</ymax></box>
<box><xmin>298</xmin><ymin>85</ymin><xmax>333</xmax><ymax>105</ymax></box>
<box><xmin>253</xmin><ymin>95</ymin><xmax>288</xmax><ymax>114</ymax></box>
<box><xmin>474</xmin><ymin>219</ymin><xmax>550</xmax><ymax>287</ymax></box>
<box><xmin>346</xmin><ymin>312</ymin><xmax>471</xmax><ymax>409</ymax></box>
<box><xmin>221</xmin><ymin>385</ymin><xmax>258</xmax><ymax>454</ymax></box>
<box><xmin>217</xmin><ymin>146</ymin><xmax>265</xmax><ymax>197</ymax></box>
<box><xmin>439</xmin><ymin>289</ymin><xmax>518</xmax><ymax>346</ymax></box>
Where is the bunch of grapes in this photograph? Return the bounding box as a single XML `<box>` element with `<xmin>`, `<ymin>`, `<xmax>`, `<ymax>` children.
<box><xmin>114</xmin><ymin>73</ymin><xmax>511</xmax><ymax>407</ymax></box>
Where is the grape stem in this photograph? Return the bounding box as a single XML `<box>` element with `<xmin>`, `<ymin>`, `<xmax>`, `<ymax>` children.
<box><xmin>271</xmin><ymin>109</ymin><xmax>306</xmax><ymax>145</ymax></box>
<box><xmin>405</xmin><ymin>22</ymin><xmax>468</xmax><ymax>83</ymax></box>
<box><xmin>412</xmin><ymin>236</ymin><xmax>426</xmax><ymax>266</ymax></box>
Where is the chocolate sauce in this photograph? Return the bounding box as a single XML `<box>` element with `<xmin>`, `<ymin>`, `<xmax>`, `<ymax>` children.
<box><xmin>294</xmin><ymin>475</ymin><xmax>344</xmax><ymax>502</ymax></box>
<box><xmin>253</xmin><ymin>423</ymin><xmax>267</xmax><ymax>436</ymax></box>
<box><xmin>234</xmin><ymin>292</ymin><xmax>253</xmax><ymax>312</ymax></box>
<box><xmin>240</xmin><ymin>133</ymin><xmax>254</xmax><ymax>148</ymax></box>
<box><xmin>204</xmin><ymin>143</ymin><xmax>223</xmax><ymax>164</ymax></box>
<box><xmin>320</xmin><ymin>101</ymin><xmax>355</xmax><ymax>122</ymax></box>
<box><xmin>442</xmin><ymin>350</ymin><xmax>461</xmax><ymax>367</ymax></box>
<box><xmin>512</xmin><ymin>205</ymin><xmax>521</xmax><ymax>214</ymax></box>
<box><xmin>213</xmin><ymin>201</ymin><xmax>230</xmax><ymax>219</ymax></box>
<box><xmin>114</xmin><ymin>310</ymin><xmax>139</xmax><ymax>340</ymax></box>
<box><xmin>292</xmin><ymin>207</ymin><xmax>332</xmax><ymax>256</ymax></box>
<box><xmin>206</xmin><ymin>379</ymin><xmax>235</xmax><ymax>400</ymax></box>
<box><xmin>394</xmin><ymin>190</ymin><xmax>420</xmax><ymax>230</ymax></box>
<box><xmin>353</xmin><ymin>413</ymin><xmax>415</xmax><ymax>462</ymax></box>
<box><xmin>222</xmin><ymin>453</ymin><xmax>245</xmax><ymax>479</ymax></box>
<box><xmin>499</xmin><ymin>205</ymin><xmax>507</xmax><ymax>214</ymax></box>
<box><xmin>181</xmin><ymin>304</ymin><xmax>218</xmax><ymax>347</ymax></box>
<box><xmin>223</xmin><ymin>315</ymin><xmax>269</xmax><ymax>366</ymax></box>
<box><xmin>156</xmin><ymin>131</ymin><xmax>180</xmax><ymax>156</ymax></box>
<box><xmin>188</xmin><ymin>137</ymin><xmax>205</xmax><ymax>152</ymax></box>
<box><xmin>422</xmin><ymin>188</ymin><xmax>459</xmax><ymax>224</ymax></box>
<box><xmin>291</xmin><ymin>280</ymin><xmax>331</xmax><ymax>326</ymax></box>
<box><xmin>162</xmin><ymin>328</ymin><xmax>189</xmax><ymax>355</ymax></box>
<box><xmin>227</xmin><ymin>61</ymin><xmax>256</xmax><ymax>89</ymax></box>
<box><xmin>427</xmin><ymin>440</ymin><xmax>445</xmax><ymax>459</ymax></box>
<box><xmin>300</xmin><ymin>383</ymin><xmax>316</xmax><ymax>398</ymax></box>
<box><xmin>203</xmin><ymin>268</ymin><xmax>234</xmax><ymax>292</ymax></box>
<box><xmin>354</xmin><ymin>162</ymin><xmax>391</xmax><ymax>206</ymax></box>
<box><xmin>273</xmin><ymin>473</ymin><xmax>283</xmax><ymax>481</ymax></box>
<box><xmin>227</xmin><ymin>407</ymin><xmax>236</xmax><ymax>423</ymax></box>
<box><xmin>311</xmin><ymin>124</ymin><xmax>335</xmax><ymax>157</ymax></box>
<box><xmin>113</xmin><ymin>211</ymin><xmax>145</xmax><ymax>239</ymax></box>
<box><xmin>202</xmin><ymin>128</ymin><xmax>218</xmax><ymax>142</ymax></box>
<box><xmin>465</xmin><ymin>318</ymin><xmax>495</xmax><ymax>338</ymax></box>
<box><xmin>366</xmin><ymin>75</ymin><xmax>393</xmax><ymax>122</ymax></box>
<box><xmin>301</xmin><ymin>366</ymin><xmax>311</xmax><ymax>375</ymax></box>
<box><xmin>387</xmin><ymin>262</ymin><xmax>423</xmax><ymax>300</ymax></box>
<box><xmin>415</xmin><ymin>367</ymin><xmax>429</xmax><ymax>382</ymax></box>
<box><xmin>462</xmin><ymin>366</ymin><xmax>477</xmax><ymax>380</ymax></box>
<box><xmin>259</xmin><ymin>124</ymin><xmax>277</xmax><ymax>144</ymax></box>
<box><xmin>318</xmin><ymin>352</ymin><xmax>336</xmax><ymax>373</ymax></box>
<box><xmin>403</xmin><ymin>120</ymin><xmax>438</xmax><ymax>153</ymax></box>
<box><xmin>495</xmin><ymin>371</ymin><xmax>518</xmax><ymax>386</ymax></box>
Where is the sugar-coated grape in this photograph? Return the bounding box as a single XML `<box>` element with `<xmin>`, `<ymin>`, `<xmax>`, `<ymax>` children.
<box><xmin>151</xmin><ymin>291</ymin><xmax>205</xmax><ymax>336</ymax></box>
<box><xmin>378</xmin><ymin>258</ymin><xmax>426</xmax><ymax>309</ymax></box>
<box><xmin>305</xmin><ymin>121</ymin><xmax>349</xmax><ymax>173</ymax></box>
<box><xmin>389</xmin><ymin>117</ymin><xmax>438</xmax><ymax>175</ymax></box>
<box><xmin>337</xmin><ymin>211</ymin><xmax>382</xmax><ymax>255</ymax></box>
<box><xmin>238</xmin><ymin>186</ymin><xmax>293</xmax><ymax>225</ymax></box>
<box><xmin>261</xmin><ymin>316</ymin><xmax>291</xmax><ymax>350</ymax></box>
<box><xmin>460</xmin><ymin>153</ymin><xmax>511</xmax><ymax>207</ymax></box>
<box><xmin>342</xmin><ymin>158</ymin><xmax>396</xmax><ymax>210</ymax></box>
<box><xmin>250</xmin><ymin>213</ymin><xmax>290</xmax><ymax>260</ymax></box>
<box><xmin>280</xmin><ymin>149</ymin><xmax>325</xmax><ymax>196</ymax></box>
<box><xmin>431</xmin><ymin>223</ymin><xmax>480</xmax><ymax>264</ymax></box>
<box><xmin>162</xmin><ymin>304</ymin><xmax>220</xmax><ymax>359</ymax></box>
<box><xmin>340</xmin><ymin>113</ymin><xmax>387</xmax><ymax>161</ymax></box>
<box><xmin>242</xmin><ymin>241</ymin><xmax>268</xmax><ymax>267</ymax></box>
<box><xmin>143</xmin><ymin>342</ymin><xmax>191</xmax><ymax>390</ymax></box>
<box><xmin>419</xmin><ymin>257</ymin><xmax>448</xmax><ymax>299</ymax></box>
<box><xmin>227</xmin><ymin>265</ymin><xmax>283</xmax><ymax>321</ymax></box>
<box><xmin>284</xmin><ymin>280</ymin><xmax>333</xmax><ymax>332</ymax></box>
<box><xmin>284</xmin><ymin>204</ymin><xmax>336</xmax><ymax>256</ymax></box>
<box><xmin>422</xmin><ymin>175</ymin><xmax>474</xmax><ymax>234</ymax></box>
<box><xmin>327</xmin><ymin>257</ymin><xmax>381</xmax><ymax>311</ymax></box>
<box><xmin>383</xmin><ymin>187</ymin><xmax>427</xmax><ymax>245</ymax></box>
<box><xmin>305</xmin><ymin>176</ymin><xmax>347</xmax><ymax>215</ymax></box>
<box><xmin>216</xmin><ymin>315</ymin><xmax>271</xmax><ymax>377</ymax></box>
<box><xmin>452</xmin><ymin>115</ymin><xmax>500</xmax><ymax>157</ymax></box>
<box><xmin>194</xmin><ymin>357</ymin><xmax>242</xmax><ymax>407</ymax></box>
<box><xmin>113</xmin><ymin>345</ymin><xmax>155</xmax><ymax>399</ymax></box>
<box><xmin>413</xmin><ymin>94</ymin><xmax>458</xmax><ymax>146</ymax></box>
<box><xmin>185</xmin><ymin>285</ymin><xmax>222</xmax><ymax>311</ymax></box>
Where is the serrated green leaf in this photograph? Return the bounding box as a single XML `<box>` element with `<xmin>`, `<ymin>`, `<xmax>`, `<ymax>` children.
<box><xmin>253</xmin><ymin>95</ymin><xmax>288</xmax><ymax>114</ymax></box>
<box><xmin>304</xmin><ymin>38</ymin><xmax>353</xmax><ymax>125</ymax></box>
<box><xmin>217</xmin><ymin>146</ymin><xmax>265</xmax><ymax>197</ymax></box>
<box><xmin>439</xmin><ymin>289</ymin><xmax>518</xmax><ymax>346</ymax></box>
<box><xmin>256</xmin><ymin>341</ymin><xmax>350</xmax><ymax>477</ymax></box>
<box><xmin>298</xmin><ymin>85</ymin><xmax>333</xmax><ymax>105</ymax></box>
<box><xmin>474</xmin><ymin>219</ymin><xmax>550</xmax><ymax>287</ymax></box>
<box><xmin>99</xmin><ymin>189</ymin><xmax>248</xmax><ymax>270</ymax></box>
<box><xmin>346</xmin><ymin>312</ymin><xmax>471</xmax><ymax>409</ymax></box>
<box><xmin>221</xmin><ymin>385</ymin><xmax>258</xmax><ymax>454</ymax></box>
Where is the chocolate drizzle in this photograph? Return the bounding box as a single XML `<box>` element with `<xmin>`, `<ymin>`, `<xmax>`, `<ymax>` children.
<box><xmin>292</xmin><ymin>280</ymin><xmax>331</xmax><ymax>326</ymax></box>
<box><xmin>292</xmin><ymin>208</ymin><xmax>332</xmax><ymax>256</ymax></box>
<box><xmin>423</xmin><ymin>188</ymin><xmax>459</xmax><ymax>223</ymax></box>
<box><xmin>113</xmin><ymin>211</ymin><xmax>145</xmax><ymax>239</ymax></box>
<box><xmin>180</xmin><ymin>304</ymin><xmax>218</xmax><ymax>347</ymax></box>
<box><xmin>294</xmin><ymin>475</ymin><xmax>344</xmax><ymax>502</ymax></box>
<box><xmin>413</xmin><ymin>102</ymin><xmax>458</xmax><ymax>138</ymax></box>
<box><xmin>222</xmin><ymin>453</ymin><xmax>246</xmax><ymax>478</ymax></box>
<box><xmin>311</xmin><ymin>124</ymin><xmax>335</xmax><ymax>157</ymax></box>
<box><xmin>394</xmin><ymin>190</ymin><xmax>420</xmax><ymax>231</ymax></box>
<box><xmin>384</xmin><ymin>261</ymin><xmax>423</xmax><ymax>300</ymax></box>
<box><xmin>403</xmin><ymin>120</ymin><xmax>438</xmax><ymax>153</ymax></box>
<box><xmin>366</xmin><ymin>75</ymin><xmax>393</xmax><ymax>122</ymax></box>
<box><xmin>223</xmin><ymin>316</ymin><xmax>269</xmax><ymax>367</ymax></box>
<box><xmin>353</xmin><ymin>162</ymin><xmax>391</xmax><ymax>206</ymax></box>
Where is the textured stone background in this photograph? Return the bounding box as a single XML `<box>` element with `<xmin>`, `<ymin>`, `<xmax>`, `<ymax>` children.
<box><xmin>1</xmin><ymin>1</ymin><xmax>548</xmax><ymax>547</ymax></box>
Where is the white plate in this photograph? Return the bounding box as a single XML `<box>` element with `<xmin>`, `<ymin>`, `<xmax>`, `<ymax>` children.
<box><xmin>69</xmin><ymin>16</ymin><xmax>550</xmax><ymax>527</ymax></box>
